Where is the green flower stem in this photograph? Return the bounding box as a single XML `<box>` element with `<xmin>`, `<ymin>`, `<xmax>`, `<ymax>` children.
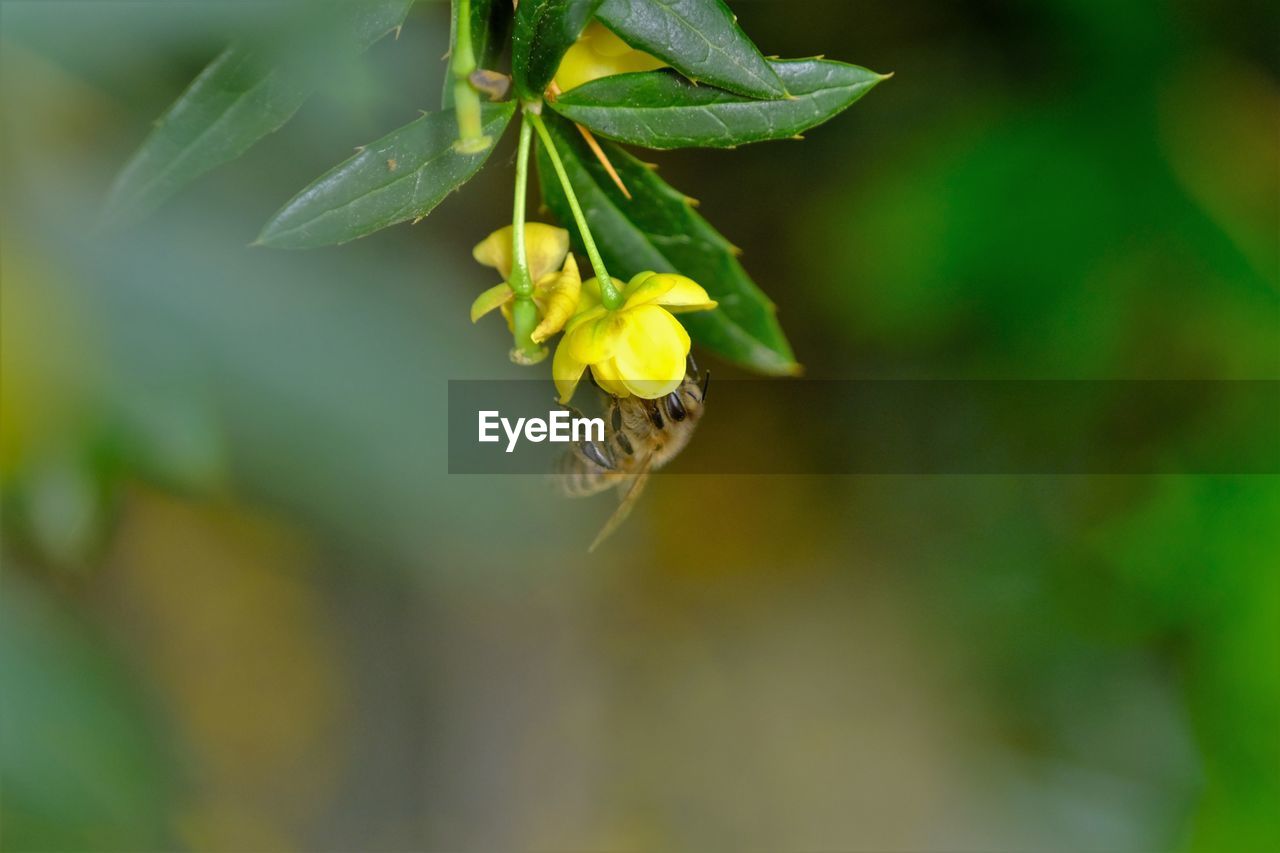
<box><xmin>509</xmin><ymin>117</ymin><xmax>541</xmax><ymax>360</ymax></box>
<box><xmin>510</xmin><ymin>118</ymin><xmax>534</xmax><ymax>298</ymax></box>
<box><xmin>450</xmin><ymin>0</ymin><xmax>490</xmax><ymax>153</ymax></box>
<box><xmin>510</xmin><ymin>299</ymin><xmax>541</xmax><ymax>363</ymax></box>
<box><xmin>526</xmin><ymin>111</ymin><xmax>622</xmax><ymax>310</ymax></box>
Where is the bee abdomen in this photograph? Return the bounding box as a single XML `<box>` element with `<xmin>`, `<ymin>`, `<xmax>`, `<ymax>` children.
<box><xmin>554</xmin><ymin>449</ymin><xmax>615</xmax><ymax>498</ymax></box>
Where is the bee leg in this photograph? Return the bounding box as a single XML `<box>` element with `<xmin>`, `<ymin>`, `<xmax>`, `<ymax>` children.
<box><xmin>563</xmin><ymin>401</ymin><xmax>616</xmax><ymax>470</ymax></box>
<box><xmin>664</xmin><ymin>391</ymin><xmax>687</xmax><ymax>422</ymax></box>
<box><xmin>559</xmin><ymin>400</ymin><xmax>611</xmax><ymax>461</ymax></box>
<box><xmin>614</xmin><ymin>429</ymin><xmax>635</xmax><ymax>457</ymax></box>
<box><xmin>576</xmin><ymin>437</ymin><xmax>616</xmax><ymax>471</ymax></box>
<box><xmin>645</xmin><ymin>399</ymin><xmax>664</xmax><ymax>429</ymax></box>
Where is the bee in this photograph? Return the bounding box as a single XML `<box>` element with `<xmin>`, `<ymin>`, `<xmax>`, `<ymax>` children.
<box><xmin>556</xmin><ymin>355</ymin><xmax>711</xmax><ymax>551</ymax></box>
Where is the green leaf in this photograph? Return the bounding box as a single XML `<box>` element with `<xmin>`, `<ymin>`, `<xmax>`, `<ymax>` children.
<box><xmin>258</xmin><ymin>102</ymin><xmax>514</xmax><ymax>249</ymax></box>
<box><xmin>596</xmin><ymin>0</ymin><xmax>786</xmax><ymax>99</ymax></box>
<box><xmin>1</xmin><ymin>574</ymin><xmax>174</xmax><ymax>850</ymax></box>
<box><xmin>552</xmin><ymin>59</ymin><xmax>888</xmax><ymax>149</ymax></box>
<box><xmin>442</xmin><ymin>0</ymin><xmax>513</xmax><ymax>108</ymax></box>
<box><xmin>512</xmin><ymin>0</ymin><xmax>604</xmax><ymax>98</ymax></box>
<box><xmin>535</xmin><ymin>114</ymin><xmax>797</xmax><ymax>374</ymax></box>
<box><xmin>102</xmin><ymin>0</ymin><xmax>416</xmax><ymax>229</ymax></box>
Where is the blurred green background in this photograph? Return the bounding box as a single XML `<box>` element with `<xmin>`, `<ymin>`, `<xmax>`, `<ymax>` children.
<box><xmin>1</xmin><ymin>1</ymin><xmax>1277</xmax><ymax>850</ymax></box>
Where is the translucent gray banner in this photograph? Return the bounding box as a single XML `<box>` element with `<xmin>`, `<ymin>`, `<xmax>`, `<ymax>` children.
<box><xmin>447</xmin><ymin>380</ymin><xmax>1280</xmax><ymax>475</ymax></box>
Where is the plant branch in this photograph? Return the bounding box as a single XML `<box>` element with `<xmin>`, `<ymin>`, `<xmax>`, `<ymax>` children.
<box><xmin>450</xmin><ymin>0</ymin><xmax>491</xmax><ymax>153</ymax></box>
<box><xmin>527</xmin><ymin>111</ymin><xmax>621</xmax><ymax>310</ymax></box>
<box><xmin>509</xmin><ymin>116</ymin><xmax>542</xmax><ymax>360</ymax></box>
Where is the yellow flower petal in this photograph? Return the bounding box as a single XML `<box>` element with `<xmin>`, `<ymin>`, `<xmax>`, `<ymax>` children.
<box><xmin>619</xmin><ymin>270</ymin><xmax>659</xmax><ymax>301</ymax></box>
<box><xmin>586</xmin><ymin>23</ymin><xmax>635</xmax><ymax>59</ymax></box>
<box><xmin>647</xmin><ymin>273</ymin><xmax>718</xmax><ymax>313</ymax></box>
<box><xmin>564</xmin><ymin>302</ymin><xmax>607</xmax><ymax>337</ymax></box>
<box><xmin>590</xmin><ymin>358</ymin><xmax>632</xmax><ymax>398</ymax></box>
<box><xmin>469</xmin><ymin>282</ymin><xmax>515</xmax><ymax>323</ymax></box>
<box><xmin>472</xmin><ymin>223</ymin><xmax>569</xmax><ymax>281</ymax></box>
<box><xmin>554</xmin><ymin>22</ymin><xmax>666</xmax><ymax>92</ymax></box>
<box><xmin>531</xmin><ymin>255</ymin><xmax>582</xmax><ymax>343</ymax></box>
<box><xmin>615</xmin><ymin>51</ymin><xmax>668</xmax><ymax>75</ymax></box>
<box><xmin>566</xmin><ymin>311</ymin><xmax>627</xmax><ymax>363</ymax></box>
<box><xmin>611</xmin><ymin>304</ymin><xmax>690</xmax><ymax>399</ymax></box>
<box><xmin>622</xmin><ymin>271</ymin><xmax>674</xmax><ymax>308</ymax></box>
<box><xmin>526</xmin><ymin>224</ymin><xmax>572</xmax><ymax>281</ymax></box>
<box><xmin>552</xmin><ymin>334</ymin><xmax>588</xmax><ymax>403</ymax></box>
<box><xmin>573</xmin><ymin>276</ymin><xmax>604</xmax><ymax>317</ymax></box>
<box><xmin>472</xmin><ymin>227</ymin><xmax>514</xmax><ymax>278</ymax></box>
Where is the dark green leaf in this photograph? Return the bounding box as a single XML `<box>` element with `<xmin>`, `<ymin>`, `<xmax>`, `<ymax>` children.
<box><xmin>596</xmin><ymin>0</ymin><xmax>785</xmax><ymax>99</ymax></box>
<box><xmin>442</xmin><ymin>0</ymin><xmax>513</xmax><ymax>108</ymax></box>
<box><xmin>536</xmin><ymin>114</ymin><xmax>797</xmax><ymax>374</ymax></box>
<box><xmin>258</xmin><ymin>102</ymin><xmax>514</xmax><ymax>249</ymax></box>
<box><xmin>513</xmin><ymin>0</ymin><xmax>604</xmax><ymax>98</ymax></box>
<box><xmin>103</xmin><ymin>0</ymin><xmax>416</xmax><ymax>229</ymax></box>
<box><xmin>552</xmin><ymin>59</ymin><xmax>887</xmax><ymax>149</ymax></box>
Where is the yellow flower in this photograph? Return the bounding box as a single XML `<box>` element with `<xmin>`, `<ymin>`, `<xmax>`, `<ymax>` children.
<box><xmin>470</xmin><ymin>223</ymin><xmax>582</xmax><ymax>342</ymax></box>
<box><xmin>473</xmin><ymin>223</ymin><xmax>568</xmax><ymax>282</ymax></box>
<box><xmin>529</xmin><ymin>255</ymin><xmax>582</xmax><ymax>343</ymax></box>
<box><xmin>553</xmin><ymin>271</ymin><xmax>717</xmax><ymax>403</ymax></box>
<box><xmin>553</xmin><ymin>22</ymin><xmax>667</xmax><ymax>93</ymax></box>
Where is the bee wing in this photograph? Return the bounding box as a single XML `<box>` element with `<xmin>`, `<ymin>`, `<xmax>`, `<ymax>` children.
<box><xmin>588</xmin><ymin>455</ymin><xmax>654</xmax><ymax>553</ymax></box>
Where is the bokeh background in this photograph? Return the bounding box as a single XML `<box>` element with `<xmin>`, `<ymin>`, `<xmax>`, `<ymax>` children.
<box><xmin>2</xmin><ymin>0</ymin><xmax>1277</xmax><ymax>850</ymax></box>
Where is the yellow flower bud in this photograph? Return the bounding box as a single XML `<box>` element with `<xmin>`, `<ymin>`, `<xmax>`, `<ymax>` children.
<box><xmin>553</xmin><ymin>22</ymin><xmax>667</xmax><ymax>93</ymax></box>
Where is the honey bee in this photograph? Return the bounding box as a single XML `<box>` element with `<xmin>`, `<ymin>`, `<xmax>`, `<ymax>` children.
<box><xmin>556</xmin><ymin>355</ymin><xmax>711</xmax><ymax>551</ymax></box>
